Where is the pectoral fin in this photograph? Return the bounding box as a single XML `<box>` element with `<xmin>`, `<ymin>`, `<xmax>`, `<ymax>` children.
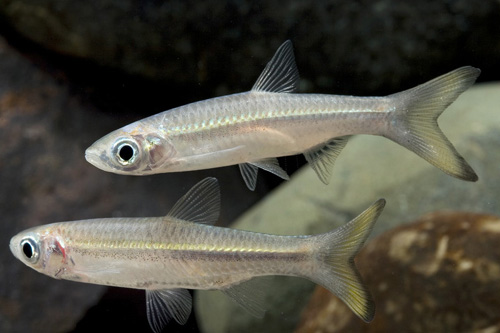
<box><xmin>304</xmin><ymin>136</ymin><xmax>350</xmax><ymax>184</ymax></box>
<box><xmin>72</xmin><ymin>261</ymin><xmax>122</xmax><ymax>278</ymax></box>
<box><xmin>145</xmin><ymin>288</ymin><xmax>192</xmax><ymax>333</ymax></box>
<box><xmin>239</xmin><ymin>163</ymin><xmax>259</xmax><ymax>190</ymax></box>
<box><xmin>239</xmin><ymin>158</ymin><xmax>289</xmax><ymax>190</ymax></box>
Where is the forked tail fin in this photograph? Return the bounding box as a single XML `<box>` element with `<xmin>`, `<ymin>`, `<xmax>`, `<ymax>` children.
<box><xmin>386</xmin><ymin>66</ymin><xmax>480</xmax><ymax>181</ymax></box>
<box><xmin>310</xmin><ymin>199</ymin><xmax>385</xmax><ymax>322</ymax></box>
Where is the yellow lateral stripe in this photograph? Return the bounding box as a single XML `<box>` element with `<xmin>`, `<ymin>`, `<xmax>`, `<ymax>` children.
<box><xmin>73</xmin><ymin>240</ymin><xmax>293</xmax><ymax>253</ymax></box>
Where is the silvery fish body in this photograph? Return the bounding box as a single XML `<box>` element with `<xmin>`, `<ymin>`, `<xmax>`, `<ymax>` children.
<box><xmin>85</xmin><ymin>41</ymin><xmax>480</xmax><ymax>190</ymax></box>
<box><xmin>10</xmin><ymin>178</ymin><xmax>385</xmax><ymax>332</ymax></box>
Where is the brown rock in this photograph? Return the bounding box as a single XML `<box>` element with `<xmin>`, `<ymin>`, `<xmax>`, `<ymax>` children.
<box><xmin>296</xmin><ymin>212</ymin><xmax>500</xmax><ymax>333</ymax></box>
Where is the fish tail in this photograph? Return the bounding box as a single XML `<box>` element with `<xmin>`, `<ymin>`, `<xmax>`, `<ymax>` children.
<box><xmin>386</xmin><ymin>66</ymin><xmax>480</xmax><ymax>181</ymax></box>
<box><xmin>309</xmin><ymin>199</ymin><xmax>385</xmax><ymax>322</ymax></box>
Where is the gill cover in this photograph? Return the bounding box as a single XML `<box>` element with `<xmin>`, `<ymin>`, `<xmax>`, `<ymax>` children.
<box><xmin>125</xmin><ymin>134</ymin><xmax>176</xmax><ymax>172</ymax></box>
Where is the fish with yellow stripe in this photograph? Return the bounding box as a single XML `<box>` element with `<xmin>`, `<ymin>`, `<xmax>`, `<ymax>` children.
<box><xmin>85</xmin><ymin>41</ymin><xmax>480</xmax><ymax>190</ymax></box>
<box><xmin>10</xmin><ymin>178</ymin><xmax>385</xmax><ymax>332</ymax></box>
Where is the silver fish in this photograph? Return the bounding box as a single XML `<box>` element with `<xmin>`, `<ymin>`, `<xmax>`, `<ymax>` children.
<box><xmin>10</xmin><ymin>178</ymin><xmax>385</xmax><ymax>332</ymax></box>
<box><xmin>85</xmin><ymin>41</ymin><xmax>480</xmax><ymax>190</ymax></box>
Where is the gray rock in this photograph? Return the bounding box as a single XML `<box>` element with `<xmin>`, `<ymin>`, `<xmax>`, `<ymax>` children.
<box><xmin>0</xmin><ymin>0</ymin><xmax>499</xmax><ymax>94</ymax></box>
<box><xmin>194</xmin><ymin>82</ymin><xmax>500</xmax><ymax>332</ymax></box>
<box><xmin>297</xmin><ymin>211</ymin><xmax>500</xmax><ymax>332</ymax></box>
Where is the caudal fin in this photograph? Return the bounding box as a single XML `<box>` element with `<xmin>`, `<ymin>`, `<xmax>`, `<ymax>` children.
<box><xmin>386</xmin><ymin>66</ymin><xmax>480</xmax><ymax>181</ymax></box>
<box><xmin>310</xmin><ymin>199</ymin><xmax>385</xmax><ymax>322</ymax></box>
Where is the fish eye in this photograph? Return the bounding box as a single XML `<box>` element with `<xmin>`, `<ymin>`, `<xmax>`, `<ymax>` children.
<box><xmin>119</xmin><ymin>145</ymin><xmax>134</xmax><ymax>161</ymax></box>
<box><xmin>20</xmin><ymin>237</ymin><xmax>39</xmax><ymax>263</ymax></box>
<box><xmin>112</xmin><ymin>139</ymin><xmax>139</xmax><ymax>165</ymax></box>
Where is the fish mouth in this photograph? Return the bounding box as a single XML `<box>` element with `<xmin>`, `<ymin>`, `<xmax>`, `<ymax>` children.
<box><xmin>85</xmin><ymin>147</ymin><xmax>129</xmax><ymax>174</ymax></box>
<box><xmin>9</xmin><ymin>234</ymin><xmax>21</xmax><ymax>260</ymax></box>
<box><xmin>9</xmin><ymin>237</ymin><xmax>16</xmax><ymax>258</ymax></box>
<box><xmin>84</xmin><ymin>148</ymin><xmax>100</xmax><ymax>167</ymax></box>
<box><xmin>84</xmin><ymin>147</ymin><xmax>112</xmax><ymax>172</ymax></box>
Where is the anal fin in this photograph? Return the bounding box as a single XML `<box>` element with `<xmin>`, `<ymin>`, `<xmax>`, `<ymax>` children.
<box><xmin>221</xmin><ymin>279</ymin><xmax>267</xmax><ymax>318</ymax></box>
<box><xmin>304</xmin><ymin>136</ymin><xmax>349</xmax><ymax>184</ymax></box>
<box><xmin>145</xmin><ymin>288</ymin><xmax>192</xmax><ymax>333</ymax></box>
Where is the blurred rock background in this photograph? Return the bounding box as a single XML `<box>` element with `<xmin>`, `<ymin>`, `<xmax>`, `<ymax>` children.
<box><xmin>1</xmin><ymin>0</ymin><xmax>500</xmax><ymax>98</ymax></box>
<box><xmin>0</xmin><ymin>1</ymin><xmax>499</xmax><ymax>332</ymax></box>
<box><xmin>296</xmin><ymin>211</ymin><xmax>500</xmax><ymax>333</ymax></box>
<box><xmin>194</xmin><ymin>79</ymin><xmax>500</xmax><ymax>332</ymax></box>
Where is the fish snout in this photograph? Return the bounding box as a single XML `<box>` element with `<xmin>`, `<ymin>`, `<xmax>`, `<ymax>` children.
<box><xmin>84</xmin><ymin>147</ymin><xmax>100</xmax><ymax>166</ymax></box>
<box><xmin>9</xmin><ymin>235</ymin><xmax>19</xmax><ymax>259</ymax></box>
<box><xmin>84</xmin><ymin>146</ymin><xmax>114</xmax><ymax>173</ymax></box>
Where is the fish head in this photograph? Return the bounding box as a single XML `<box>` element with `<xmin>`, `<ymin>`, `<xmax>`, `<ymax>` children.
<box><xmin>10</xmin><ymin>226</ymin><xmax>69</xmax><ymax>279</ymax></box>
<box><xmin>85</xmin><ymin>122</ymin><xmax>176</xmax><ymax>175</ymax></box>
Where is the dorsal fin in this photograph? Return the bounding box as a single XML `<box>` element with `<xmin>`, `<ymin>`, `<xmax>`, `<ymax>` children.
<box><xmin>166</xmin><ymin>177</ymin><xmax>220</xmax><ymax>225</ymax></box>
<box><xmin>251</xmin><ymin>40</ymin><xmax>300</xmax><ymax>93</ymax></box>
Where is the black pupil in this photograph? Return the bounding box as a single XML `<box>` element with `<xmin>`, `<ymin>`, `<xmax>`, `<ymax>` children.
<box><xmin>23</xmin><ymin>242</ymin><xmax>33</xmax><ymax>258</ymax></box>
<box><xmin>119</xmin><ymin>145</ymin><xmax>134</xmax><ymax>161</ymax></box>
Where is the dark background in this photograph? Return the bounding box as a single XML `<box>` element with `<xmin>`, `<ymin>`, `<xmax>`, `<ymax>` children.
<box><xmin>0</xmin><ymin>1</ymin><xmax>499</xmax><ymax>332</ymax></box>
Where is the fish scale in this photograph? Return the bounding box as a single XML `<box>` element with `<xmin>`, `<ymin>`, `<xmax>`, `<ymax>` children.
<box><xmin>30</xmin><ymin>216</ymin><xmax>310</xmax><ymax>289</ymax></box>
<box><xmin>11</xmin><ymin>178</ymin><xmax>385</xmax><ymax>332</ymax></box>
<box><xmin>85</xmin><ymin>41</ymin><xmax>479</xmax><ymax>190</ymax></box>
<box><xmin>155</xmin><ymin>92</ymin><xmax>389</xmax><ymax>166</ymax></box>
